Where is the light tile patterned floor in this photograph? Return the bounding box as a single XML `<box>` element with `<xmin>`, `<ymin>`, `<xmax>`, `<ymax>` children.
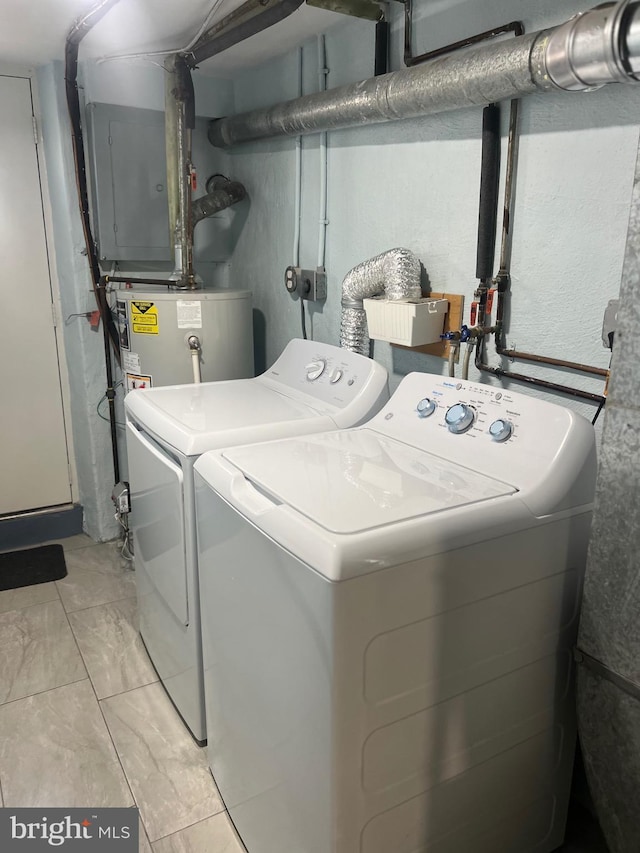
<box><xmin>0</xmin><ymin>537</ymin><xmax>245</xmax><ymax>852</ymax></box>
<box><xmin>0</xmin><ymin>536</ymin><xmax>606</xmax><ymax>853</ymax></box>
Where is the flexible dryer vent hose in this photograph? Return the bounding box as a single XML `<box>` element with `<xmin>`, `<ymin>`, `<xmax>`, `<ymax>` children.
<box><xmin>340</xmin><ymin>248</ymin><xmax>422</xmax><ymax>355</ymax></box>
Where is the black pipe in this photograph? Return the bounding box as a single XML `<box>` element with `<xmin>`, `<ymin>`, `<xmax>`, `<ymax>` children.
<box><xmin>476</xmin><ymin>103</ymin><xmax>501</xmax><ymax>282</ymax></box>
<box><xmin>188</xmin><ymin>0</ymin><xmax>304</xmax><ymax>66</ymax></box>
<box><xmin>403</xmin><ymin>1</ymin><xmax>524</xmax><ymax>68</ymax></box>
<box><xmin>174</xmin><ymin>54</ymin><xmax>196</xmax><ymax>130</ymax></box>
<box><xmin>65</xmin><ymin>0</ymin><xmax>122</xmax><ymax>488</ymax></box>
<box><xmin>99</xmin><ymin>288</ymin><xmax>120</xmax><ymax>485</ymax></box>
<box><xmin>103</xmin><ymin>276</ymin><xmax>178</xmax><ymax>288</ymax></box>
<box><xmin>64</xmin><ymin>2</ymin><xmax>121</xmax><ymax>359</ymax></box>
<box><xmin>374</xmin><ymin>21</ymin><xmax>390</xmax><ymax>76</ymax></box>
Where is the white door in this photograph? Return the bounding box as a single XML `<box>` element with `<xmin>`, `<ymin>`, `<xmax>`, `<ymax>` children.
<box><xmin>0</xmin><ymin>75</ymin><xmax>72</xmax><ymax>515</ymax></box>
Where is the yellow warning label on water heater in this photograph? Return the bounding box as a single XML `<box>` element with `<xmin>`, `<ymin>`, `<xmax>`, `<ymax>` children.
<box><xmin>131</xmin><ymin>301</ymin><xmax>159</xmax><ymax>335</ymax></box>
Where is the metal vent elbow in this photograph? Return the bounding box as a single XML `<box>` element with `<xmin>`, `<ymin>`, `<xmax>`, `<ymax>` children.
<box><xmin>544</xmin><ymin>0</ymin><xmax>640</xmax><ymax>90</ymax></box>
<box><xmin>340</xmin><ymin>248</ymin><xmax>422</xmax><ymax>355</ymax></box>
<box><xmin>192</xmin><ymin>179</ymin><xmax>246</xmax><ymax>226</ymax></box>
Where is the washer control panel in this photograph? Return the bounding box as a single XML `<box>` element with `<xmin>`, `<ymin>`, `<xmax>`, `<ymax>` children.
<box><xmin>410</xmin><ymin>382</ymin><xmax>523</xmax><ymax>443</ymax></box>
<box><xmin>368</xmin><ymin>372</ymin><xmax>595</xmax><ymax>512</ymax></box>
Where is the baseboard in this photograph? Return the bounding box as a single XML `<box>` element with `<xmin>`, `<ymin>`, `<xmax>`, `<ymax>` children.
<box><xmin>0</xmin><ymin>505</ymin><xmax>84</xmax><ymax>551</ymax></box>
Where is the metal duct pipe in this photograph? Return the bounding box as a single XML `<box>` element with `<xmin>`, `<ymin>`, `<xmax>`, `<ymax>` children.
<box><xmin>192</xmin><ymin>180</ymin><xmax>246</xmax><ymax>226</ymax></box>
<box><xmin>165</xmin><ymin>54</ymin><xmax>197</xmax><ymax>290</ymax></box>
<box><xmin>209</xmin><ymin>0</ymin><xmax>640</xmax><ymax>148</ymax></box>
<box><xmin>340</xmin><ymin>248</ymin><xmax>422</xmax><ymax>355</ymax></box>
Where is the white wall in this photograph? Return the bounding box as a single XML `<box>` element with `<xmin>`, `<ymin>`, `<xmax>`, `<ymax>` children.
<box><xmin>37</xmin><ymin>0</ymin><xmax>640</xmax><ymax>538</ymax></box>
<box><xmin>224</xmin><ymin>0</ymin><xmax>640</xmax><ymax>425</ymax></box>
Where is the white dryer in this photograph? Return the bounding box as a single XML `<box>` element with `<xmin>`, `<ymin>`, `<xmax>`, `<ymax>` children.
<box><xmin>124</xmin><ymin>339</ymin><xmax>389</xmax><ymax>743</ymax></box>
<box><xmin>194</xmin><ymin>373</ymin><xmax>597</xmax><ymax>853</ymax></box>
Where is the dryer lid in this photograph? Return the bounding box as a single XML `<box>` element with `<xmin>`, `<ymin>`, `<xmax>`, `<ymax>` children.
<box><xmin>222</xmin><ymin>429</ymin><xmax>517</xmax><ymax>534</ymax></box>
<box><xmin>125</xmin><ymin>380</ymin><xmax>326</xmax><ymax>456</ymax></box>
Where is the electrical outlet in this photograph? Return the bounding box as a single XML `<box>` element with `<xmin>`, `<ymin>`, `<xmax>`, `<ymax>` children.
<box><xmin>112</xmin><ymin>481</ymin><xmax>130</xmax><ymax>515</ymax></box>
<box><xmin>284</xmin><ymin>267</ymin><xmax>327</xmax><ymax>301</ymax></box>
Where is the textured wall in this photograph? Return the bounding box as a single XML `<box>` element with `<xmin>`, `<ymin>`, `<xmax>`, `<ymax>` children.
<box><xmin>37</xmin><ymin>62</ymin><xmax>118</xmax><ymax>540</ymax></box>
<box><xmin>37</xmin><ymin>0</ymin><xmax>640</xmax><ymax>541</ymax></box>
<box><xmin>224</xmin><ymin>0</ymin><xmax>640</xmax><ymax>418</ymax></box>
<box><xmin>577</xmin><ymin>136</ymin><xmax>640</xmax><ymax>853</ymax></box>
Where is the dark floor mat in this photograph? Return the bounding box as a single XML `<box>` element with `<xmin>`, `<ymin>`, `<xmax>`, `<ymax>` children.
<box><xmin>0</xmin><ymin>544</ymin><xmax>67</xmax><ymax>591</ymax></box>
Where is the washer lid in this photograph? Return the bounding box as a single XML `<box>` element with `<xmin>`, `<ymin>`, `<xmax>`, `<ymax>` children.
<box><xmin>222</xmin><ymin>429</ymin><xmax>517</xmax><ymax>534</ymax></box>
<box><xmin>125</xmin><ymin>379</ymin><xmax>327</xmax><ymax>456</ymax></box>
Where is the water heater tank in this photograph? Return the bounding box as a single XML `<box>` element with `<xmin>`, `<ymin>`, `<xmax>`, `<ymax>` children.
<box><xmin>116</xmin><ymin>288</ymin><xmax>254</xmax><ymax>390</ymax></box>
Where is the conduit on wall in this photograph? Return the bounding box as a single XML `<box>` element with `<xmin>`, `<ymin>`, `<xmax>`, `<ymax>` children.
<box><xmin>208</xmin><ymin>0</ymin><xmax>640</xmax><ymax>148</ymax></box>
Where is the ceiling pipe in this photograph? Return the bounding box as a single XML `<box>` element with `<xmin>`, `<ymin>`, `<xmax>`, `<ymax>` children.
<box><xmin>208</xmin><ymin>0</ymin><xmax>640</xmax><ymax>148</ymax></box>
<box><xmin>187</xmin><ymin>0</ymin><xmax>305</xmax><ymax>66</ymax></box>
<box><xmin>163</xmin><ymin>0</ymin><xmax>305</xmax><ymax>289</ymax></box>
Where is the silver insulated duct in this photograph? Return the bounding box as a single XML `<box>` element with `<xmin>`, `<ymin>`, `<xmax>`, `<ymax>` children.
<box><xmin>340</xmin><ymin>248</ymin><xmax>422</xmax><ymax>355</ymax></box>
<box><xmin>208</xmin><ymin>0</ymin><xmax>640</xmax><ymax>148</ymax></box>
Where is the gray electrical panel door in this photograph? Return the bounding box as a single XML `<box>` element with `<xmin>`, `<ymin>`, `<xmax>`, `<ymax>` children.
<box><xmin>86</xmin><ymin>102</ymin><xmax>171</xmax><ymax>262</ymax></box>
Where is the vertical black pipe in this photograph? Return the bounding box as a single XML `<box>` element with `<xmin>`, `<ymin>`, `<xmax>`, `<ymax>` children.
<box><xmin>65</xmin><ymin>1</ymin><xmax>122</xmax><ymax>487</ymax></box>
<box><xmin>375</xmin><ymin>21</ymin><xmax>390</xmax><ymax>76</ymax></box>
<box><xmin>476</xmin><ymin>103</ymin><xmax>501</xmax><ymax>281</ymax></box>
<box><xmin>64</xmin><ymin>1</ymin><xmax>121</xmax><ymax>356</ymax></box>
<box><xmin>99</xmin><ymin>287</ymin><xmax>120</xmax><ymax>485</ymax></box>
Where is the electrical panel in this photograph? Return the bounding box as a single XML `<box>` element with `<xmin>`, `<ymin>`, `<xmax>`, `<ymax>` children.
<box><xmin>85</xmin><ymin>102</ymin><xmax>240</xmax><ymax>263</ymax></box>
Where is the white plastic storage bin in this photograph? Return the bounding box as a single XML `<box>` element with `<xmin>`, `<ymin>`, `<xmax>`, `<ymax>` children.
<box><xmin>363</xmin><ymin>297</ymin><xmax>448</xmax><ymax>347</ymax></box>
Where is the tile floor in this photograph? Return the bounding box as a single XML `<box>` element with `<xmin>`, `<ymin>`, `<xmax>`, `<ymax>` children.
<box><xmin>0</xmin><ymin>535</ymin><xmax>245</xmax><ymax>853</ymax></box>
<box><xmin>0</xmin><ymin>534</ymin><xmax>610</xmax><ymax>853</ymax></box>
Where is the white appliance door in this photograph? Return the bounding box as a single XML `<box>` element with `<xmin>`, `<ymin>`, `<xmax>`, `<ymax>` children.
<box><xmin>0</xmin><ymin>75</ymin><xmax>71</xmax><ymax>514</ymax></box>
<box><xmin>127</xmin><ymin>422</ymin><xmax>188</xmax><ymax>625</ymax></box>
<box><xmin>222</xmin><ymin>429</ymin><xmax>516</xmax><ymax>534</ymax></box>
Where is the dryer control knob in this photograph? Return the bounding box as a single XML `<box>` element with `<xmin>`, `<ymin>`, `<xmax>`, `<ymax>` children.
<box><xmin>306</xmin><ymin>360</ymin><xmax>326</xmax><ymax>381</ymax></box>
<box><xmin>416</xmin><ymin>398</ymin><xmax>436</xmax><ymax>418</ymax></box>
<box><xmin>489</xmin><ymin>418</ymin><xmax>513</xmax><ymax>442</ymax></box>
<box><xmin>445</xmin><ymin>403</ymin><xmax>475</xmax><ymax>434</ymax></box>
<box><xmin>329</xmin><ymin>368</ymin><xmax>343</xmax><ymax>384</ymax></box>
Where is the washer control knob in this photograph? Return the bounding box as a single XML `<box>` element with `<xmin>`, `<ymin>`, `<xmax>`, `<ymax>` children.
<box><xmin>329</xmin><ymin>368</ymin><xmax>343</xmax><ymax>384</ymax></box>
<box><xmin>416</xmin><ymin>398</ymin><xmax>436</xmax><ymax>418</ymax></box>
<box><xmin>489</xmin><ymin>418</ymin><xmax>513</xmax><ymax>442</ymax></box>
<box><xmin>305</xmin><ymin>360</ymin><xmax>326</xmax><ymax>381</ymax></box>
<box><xmin>445</xmin><ymin>403</ymin><xmax>475</xmax><ymax>434</ymax></box>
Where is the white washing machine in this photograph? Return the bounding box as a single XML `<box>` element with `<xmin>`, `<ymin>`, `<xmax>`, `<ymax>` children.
<box><xmin>194</xmin><ymin>373</ymin><xmax>597</xmax><ymax>853</ymax></box>
<box><xmin>124</xmin><ymin>339</ymin><xmax>389</xmax><ymax>743</ymax></box>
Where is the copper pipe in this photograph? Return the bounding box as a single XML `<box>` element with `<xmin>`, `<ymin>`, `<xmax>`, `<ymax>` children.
<box><xmin>475</xmin><ymin>341</ymin><xmax>606</xmax><ymax>404</ymax></box>
<box><xmin>495</xmin><ymin>345</ymin><xmax>610</xmax><ymax>377</ymax></box>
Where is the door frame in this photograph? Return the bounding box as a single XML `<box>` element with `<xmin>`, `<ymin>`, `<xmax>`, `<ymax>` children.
<box><xmin>0</xmin><ymin>61</ymin><xmax>78</xmax><ymax>507</ymax></box>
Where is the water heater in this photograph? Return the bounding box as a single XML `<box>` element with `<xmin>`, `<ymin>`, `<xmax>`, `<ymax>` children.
<box><xmin>116</xmin><ymin>288</ymin><xmax>254</xmax><ymax>389</ymax></box>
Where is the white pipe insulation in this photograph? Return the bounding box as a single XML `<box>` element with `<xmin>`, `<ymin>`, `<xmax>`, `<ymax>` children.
<box><xmin>340</xmin><ymin>248</ymin><xmax>422</xmax><ymax>355</ymax></box>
